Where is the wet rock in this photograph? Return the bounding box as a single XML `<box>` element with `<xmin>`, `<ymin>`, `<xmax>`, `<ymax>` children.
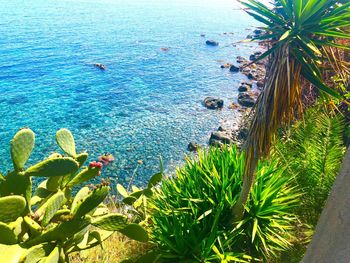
<box><xmin>229</xmin><ymin>65</ymin><xmax>240</xmax><ymax>72</ymax></box>
<box><xmin>237</xmin><ymin>128</ymin><xmax>249</xmax><ymax>141</ymax></box>
<box><xmin>254</xmin><ymin>29</ymin><xmax>263</xmax><ymax>35</ymax></box>
<box><xmin>241</xmin><ymin>81</ymin><xmax>253</xmax><ymax>87</ymax></box>
<box><xmin>94</xmin><ymin>63</ymin><xmax>107</xmax><ymax>70</ymax></box>
<box><xmin>249</xmin><ymin>54</ymin><xmax>257</xmax><ymax>61</ymax></box>
<box><xmin>236</xmin><ymin>56</ymin><xmax>245</xmax><ymax>63</ymax></box>
<box><xmin>221</xmin><ymin>63</ymin><xmax>232</xmax><ymax>69</ymax></box>
<box><xmin>206</xmin><ymin>40</ymin><xmax>219</xmax><ymax>46</ymax></box>
<box><xmin>228</xmin><ymin>103</ymin><xmax>240</xmax><ymax>110</ymax></box>
<box><xmin>238</xmin><ymin>92</ymin><xmax>255</xmax><ymax>107</ymax></box>
<box><xmin>247</xmin><ymin>72</ymin><xmax>254</xmax><ymax>80</ymax></box>
<box><xmin>204</xmin><ymin>97</ymin><xmax>224</xmax><ymax>109</ymax></box>
<box><xmin>249</xmin><ymin>51</ymin><xmax>263</xmax><ymax>61</ymax></box>
<box><xmin>256</xmin><ymin>81</ymin><xmax>264</xmax><ymax>88</ymax></box>
<box><xmin>238</xmin><ymin>84</ymin><xmax>250</xmax><ymax>92</ymax></box>
<box><xmin>209</xmin><ymin>131</ymin><xmax>233</xmax><ymax>146</ymax></box>
<box><xmin>188</xmin><ymin>142</ymin><xmax>199</xmax><ymax>152</ymax></box>
<box><xmin>217</xmin><ymin>126</ymin><xmax>226</xmax><ymax>132</ymax></box>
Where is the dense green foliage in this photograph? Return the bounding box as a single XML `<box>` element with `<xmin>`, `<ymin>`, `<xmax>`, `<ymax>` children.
<box><xmin>0</xmin><ymin>128</ymin><xmax>148</xmax><ymax>263</ymax></box>
<box><xmin>274</xmin><ymin>107</ymin><xmax>346</xmax><ymax>226</ymax></box>
<box><xmin>242</xmin><ymin>0</ymin><xmax>350</xmax><ymax>97</ymax></box>
<box><xmin>149</xmin><ymin>146</ymin><xmax>300</xmax><ymax>262</ymax></box>
<box><xmin>116</xmin><ymin>158</ymin><xmax>164</xmax><ymax>224</ymax></box>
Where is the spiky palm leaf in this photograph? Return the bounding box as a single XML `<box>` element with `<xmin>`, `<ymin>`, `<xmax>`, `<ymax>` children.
<box><xmin>233</xmin><ymin>0</ymin><xmax>350</xmax><ymax>220</ymax></box>
<box><xmin>273</xmin><ymin>106</ymin><xmax>346</xmax><ymax>225</ymax></box>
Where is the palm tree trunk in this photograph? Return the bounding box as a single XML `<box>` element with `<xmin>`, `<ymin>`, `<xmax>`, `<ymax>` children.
<box><xmin>232</xmin><ymin>46</ymin><xmax>302</xmax><ymax>221</ymax></box>
<box><xmin>232</xmin><ymin>156</ymin><xmax>258</xmax><ymax>221</ymax></box>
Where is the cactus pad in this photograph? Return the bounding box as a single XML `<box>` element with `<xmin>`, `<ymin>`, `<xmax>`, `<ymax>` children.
<box><xmin>8</xmin><ymin>217</ymin><xmax>24</xmax><ymax>239</ymax></box>
<box><xmin>0</xmin><ymin>221</ymin><xmax>17</xmax><ymax>244</ymax></box>
<box><xmin>72</xmin><ymin>186</ymin><xmax>109</xmax><ymax>218</ymax></box>
<box><xmin>25</xmin><ymin>157</ymin><xmax>79</xmax><ymax>177</ymax></box>
<box><xmin>31</xmin><ymin>180</ymin><xmax>51</xmax><ymax>206</ymax></box>
<box><xmin>19</xmin><ymin>243</ymin><xmax>55</xmax><ymax>263</ymax></box>
<box><xmin>46</xmin><ymin>176</ymin><xmax>62</xmax><ymax>192</ymax></box>
<box><xmin>67</xmin><ymin>166</ymin><xmax>100</xmax><ymax>187</ymax></box>
<box><xmin>91</xmin><ymin>213</ymin><xmax>128</xmax><ymax>231</ymax></box>
<box><xmin>71</xmin><ymin>187</ymin><xmax>90</xmax><ymax>212</ymax></box>
<box><xmin>41</xmin><ymin>191</ymin><xmax>65</xmax><ymax>226</ymax></box>
<box><xmin>26</xmin><ymin>217</ymin><xmax>91</xmax><ymax>246</ymax></box>
<box><xmin>10</xmin><ymin>128</ymin><xmax>35</xmax><ymax>170</ymax></box>
<box><xmin>56</xmin><ymin>129</ymin><xmax>76</xmax><ymax>157</ymax></box>
<box><xmin>0</xmin><ymin>172</ymin><xmax>32</xmax><ymax>213</ymax></box>
<box><xmin>0</xmin><ymin>244</ymin><xmax>25</xmax><ymax>263</ymax></box>
<box><xmin>23</xmin><ymin>216</ymin><xmax>42</xmax><ymax>237</ymax></box>
<box><xmin>92</xmin><ymin>206</ymin><xmax>109</xmax><ymax>217</ymax></box>
<box><xmin>43</xmin><ymin>246</ymin><xmax>60</xmax><ymax>263</ymax></box>
<box><xmin>75</xmin><ymin>153</ymin><xmax>88</xmax><ymax>168</ymax></box>
<box><xmin>118</xmin><ymin>224</ymin><xmax>149</xmax><ymax>243</ymax></box>
<box><xmin>0</xmin><ymin>195</ymin><xmax>26</xmax><ymax>223</ymax></box>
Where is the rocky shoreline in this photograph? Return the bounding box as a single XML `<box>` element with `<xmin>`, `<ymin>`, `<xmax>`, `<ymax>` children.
<box><xmin>188</xmin><ymin>30</ymin><xmax>266</xmax><ymax>151</ymax></box>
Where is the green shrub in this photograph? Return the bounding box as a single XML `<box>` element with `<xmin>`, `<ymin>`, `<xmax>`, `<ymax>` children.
<box><xmin>116</xmin><ymin>158</ymin><xmax>163</xmax><ymax>224</ymax></box>
<box><xmin>273</xmin><ymin>107</ymin><xmax>346</xmax><ymax>225</ymax></box>
<box><xmin>0</xmin><ymin>128</ymin><xmax>148</xmax><ymax>263</ymax></box>
<box><xmin>148</xmin><ymin>146</ymin><xmax>300</xmax><ymax>262</ymax></box>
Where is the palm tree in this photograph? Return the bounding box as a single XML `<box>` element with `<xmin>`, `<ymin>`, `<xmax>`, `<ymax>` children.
<box><xmin>233</xmin><ymin>0</ymin><xmax>350</xmax><ymax>221</ymax></box>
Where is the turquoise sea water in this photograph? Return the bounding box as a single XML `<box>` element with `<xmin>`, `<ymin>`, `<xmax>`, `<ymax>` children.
<box><xmin>0</xmin><ymin>0</ymin><xmax>258</xmax><ymax>186</ymax></box>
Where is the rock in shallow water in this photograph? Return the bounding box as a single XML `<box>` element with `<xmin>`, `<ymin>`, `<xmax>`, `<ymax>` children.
<box><xmin>238</xmin><ymin>84</ymin><xmax>250</xmax><ymax>92</ymax></box>
<box><xmin>203</xmin><ymin>97</ymin><xmax>224</xmax><ymax>109</ymax></box>
<box><xmin>209</xmin><ymin>131</ymin><xmax>233</xmax><ymax>146</ymax></box>
<box><xmin>93</xmin><ymin>63</ymin><xmax>107</xmax><ymax>70</ymax></box>
<box><xmin>206</xmin><ymin>40</ymin><xmax>219</xmax><ymax>46</ymax></box>
<box><xmin>256</xmin><ymin>81</ymin><xmax>264</xmax><ymax>88</ymax></box>
<box><xmin>187</xmin><ymin>142</ymin><xmax>198</xmax><ymax>152</ymax></box>
<box><xmin>229</xmin><ymin>65</ymin><xmax>240</xmax><ymax>72</ymax></box>
<box><xmin>238</xmin><ymin>92</ymin><xmax>255</xmax><ymax>107</ymax></box>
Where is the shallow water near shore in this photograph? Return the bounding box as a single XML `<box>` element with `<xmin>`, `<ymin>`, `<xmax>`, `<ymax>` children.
<box><xmin>0</xmin><ymin>0</ymin><xmax>260</xmax><ymax>187</ymax></box>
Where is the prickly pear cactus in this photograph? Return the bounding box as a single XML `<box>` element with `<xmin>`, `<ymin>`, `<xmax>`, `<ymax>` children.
<box><xmin>0</xmin><ymin>128</ymin><xmax>149</xmax><ymax>263</ymax></box>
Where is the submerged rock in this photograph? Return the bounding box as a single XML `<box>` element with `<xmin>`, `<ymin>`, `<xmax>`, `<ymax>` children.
<box><xmin>253</xmin><ymin>29</ymin><xmax>263</xmax><ymax>35</ymax></box>
<box><xmin>237</xmin><ymin>128</ymin><xmax>249</xmax><ymax>141</ymax></box>
<box><xmin>229</xmin><ymin>65</ymin><xmax>240</xmax><ymax>72</ymax></box>
<box><xmin>228</xmin><ymin>103</ymin><xmax>240</xmax><ymax>110</ymax></box>
<box><xmin>94</xmin><ymin>63</ymin><xmax>107</xmax><ymax>70</ymax></box>
<box><xmin>241</xmin><ymin>81</ymin><xmax>253</xmax><ymax>87</ymax></box>
<box><xmin>209</xmin><ymin>131</ymin><xmax>233</xmax><ymax>146</ymax></box>
<box><xmin>256</xmin><ymin>81</ymin><xmax>264</xmax><ymax>88</ymax></box>
<box><xmin>206</xmin><ymin>40</ymin><xmax>219</xmax><ymax>46</ymax></box>
<box><xmin>249</xmin><ymin>51</ymin><xmax>263</xmax><ymax>61</ymax></box>
<box><xmin>204</xmin><ymin>97</ymin><xmax>224</xmax><ymax>109</ymax></box>
<box><xmin>221</xmin><ymin>63</ymin><xmax>232</xmax><ymax>69</ymax></box>
<box><xmin>238</xmin><ymin>84</ymin><xmax>250</xmax><ymax>92</ymax></box>
<box><xmin>238</xmin><ymin>92</ymin><xmax>255</xmax><ymax>107</ymax></box>
<box><xmin>187</xmin><ymin>142</ymin><xmax>199</xmax><ymax>152</ymax></box>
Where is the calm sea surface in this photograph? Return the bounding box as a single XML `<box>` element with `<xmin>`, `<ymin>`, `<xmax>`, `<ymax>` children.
<box><xmin>0</xmin><ymin>0</ymin><xmax>259</xmax><ymax>187</ymax></box>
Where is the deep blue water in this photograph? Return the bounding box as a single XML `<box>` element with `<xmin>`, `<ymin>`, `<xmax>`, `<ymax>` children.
<box><xmin>0</xmin><ymin>0</ymin><xmax>259</xmax><ymax>187</ymax></box>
